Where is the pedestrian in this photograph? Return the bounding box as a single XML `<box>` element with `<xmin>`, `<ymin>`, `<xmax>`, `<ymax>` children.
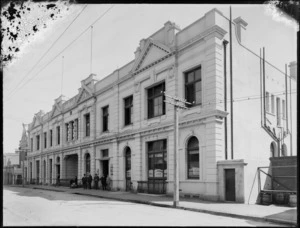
<box><xmin>56</xmin><ymin>175</ymin><xmax>60</xmax><ymax>187</ymax></box>
<box><xmin>82</xmin><ymin>174</ymin><xmax>87</xmax><ymax>189</ymax></box>
<box><xmin>69</xmin><ymin>178</ymin><xmax>74</xmax><ymax>188</ymax></box>
<box><xmin>94</xmin><ymin>173</ymin><xmax>99</xmax><ymax>190</ymax></box>
<box><xmin>88</xmin><ymin>173</ymin><xmax>93</xmax><ymax>189</ymax></box>
<box><xmin>101</xmin><ymin>175</ymin><xmax>107</xmax><ymax>190</ymax></box>
<box><xmin>74</xmin><ymin>176</ymin><xmax>78</xmax><ymax>187</ymax></box>
<box><xmin>106</xmin><ymin>175</ymin><xmax>111</xmax><ymax>191</ymax></box>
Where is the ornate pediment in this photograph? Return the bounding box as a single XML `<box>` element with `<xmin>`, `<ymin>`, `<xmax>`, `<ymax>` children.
<box><xmin>76</xmin><ymin>88</ymin><xmax>92</xmax><ymax>104</ymax></box>
<box><xmin>132</xmin><ymin>39</ymin><xmax>171</xmax><ymax>73</ymax></box>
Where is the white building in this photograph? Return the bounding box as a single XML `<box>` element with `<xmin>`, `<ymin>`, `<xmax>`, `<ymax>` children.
<box><xmin>26</xmin><ymin>8</ymin><xmax>297</xmax><ymax>203</ymax></box>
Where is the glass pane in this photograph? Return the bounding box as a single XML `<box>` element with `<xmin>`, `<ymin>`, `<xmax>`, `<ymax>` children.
<box><xmin>186</xmin><ymin>84</ymin><xmax>195</xmax><ymax>103</ymax></box>
<box><xmin>148</xmin><ymin>154</ymin><xmax>154</xmax><ymax>178</ymax></box>
<box><xmin>196</xmin><ymin>91</ymin><xmax>202</xmax><ymax>104</ymax></box>
<box><xmin>187</xmin><ymin>72</ymin><xmax>194</xmax><ymax>83</ymax></box>
<box><xmin>195</xmin><ymin>68</ymin><xmax>201</xmax><ymax>80</ymax></box>
<box><xmin>148</xmin><ymin>88</ymin><xmax>153</xmax><ymax>98</ymax></box>
<box><xmin>154</xmin><ymin>105</ymin><xmax>158</xmax><ymax>116</ymax></box>
<box><xmin>195</xmin><ymin>81</ymin><xmax>201</xmax><ymax>92</ymax></box>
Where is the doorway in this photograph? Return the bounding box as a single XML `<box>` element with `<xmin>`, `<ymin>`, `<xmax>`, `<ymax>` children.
<box><xmin>225</xmin><ymin>169</ymin><xmax>236</xmax><ymax>201</ymax></box>
<box><xmin>102</xmin><ymin>160</ymin><xmax>109</xmax><ymax>177</ymax></box>
<box><xmin>125</xmin><ymin>147</ymin><xmax>131</xmax><ymax>191</ymax></box>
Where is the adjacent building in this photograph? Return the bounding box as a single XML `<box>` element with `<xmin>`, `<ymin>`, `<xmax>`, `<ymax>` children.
<box><xmin>25</xmin><ymin>8</ymin><xmax>297</xmax><ymax>203</ymax></box>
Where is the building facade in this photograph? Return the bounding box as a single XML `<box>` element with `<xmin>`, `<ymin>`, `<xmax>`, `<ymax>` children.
<box><xmin>25</xmin><ymin>8</ymin><xmax>297</xmax><ymax>203</ymax></box>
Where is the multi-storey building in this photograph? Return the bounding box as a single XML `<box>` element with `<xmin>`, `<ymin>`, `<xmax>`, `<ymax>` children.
<box><xmin>25</xmin><ymin>8</ymin><xmax>297</xmax><ymax>203</ymax></box>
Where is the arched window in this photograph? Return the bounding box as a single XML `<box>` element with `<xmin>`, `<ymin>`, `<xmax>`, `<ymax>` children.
<box><xmin>270</xmin><ymin>142</ymin><xmax>278</xmax><ymax>157</ymax></box>
<box><xmin>281</xmin><ymin>144</ymin><xmax>287</xmax><ymax>156</ymax></box>
<box><xmin>85</xmin><ymin>153</ymin><xmax>90</xmax><ymax>174</ymax></box>
<box><xmin>187</xmin><ymin>136</ymin><xmax>199</xmax><ymax>179</ymax></box>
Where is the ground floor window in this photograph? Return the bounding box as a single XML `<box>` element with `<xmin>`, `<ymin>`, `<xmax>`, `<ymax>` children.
<box><xmin>85</xmin><ymin>153</ymin><xmax>90</xmax><ymax>174</ymax></box>
<box><xmin>187</xmin><ymin>136</ymin><xmax>199</xmax><ymax>179</ymax></box>
<box><xmin>147</xmin><ymin>139</ymin><xmax>167</xmax><ymax>179</ymax></box>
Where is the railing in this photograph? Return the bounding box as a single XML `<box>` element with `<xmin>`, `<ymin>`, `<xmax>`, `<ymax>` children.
<box><xmin>257</xmin><ymin>166</ymin><xmax>297</xmax><ymax>205</ymax></box>
<box><xmin>137</xmin><ymin>180</ymin><xmax>166</xmax><ymax>194</ymax></box>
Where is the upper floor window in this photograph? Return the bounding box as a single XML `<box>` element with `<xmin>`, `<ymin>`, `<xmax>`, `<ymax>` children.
<box><xmin>57</xmin><ymin>126</ymin><xmax>60</xmax><ymax>145</ymax></box>
<box><xmin>44</xmin><ymin>132</ymin><xmax>47</xmax><ymax>149</ymax></box>
<box><xmin>271</xmin><ymin>94</ymin><xmax>275</xmax><ymax>114</ymax></box>
<box><xmin>36</xmin><ymin>135</ymin><xmax>40</xmax><ymax>150</ymax></box>
<box><xmin>282</xmin><ymin>100</ymin><xmax>286</xmax><ymax>119</ymax></box>
<box><xmin>85</xmin><ymin>113</ymin><xmax>90</xmax><ymax>137</ymax></box>
<box><xmin>102</xmin><ymin>106</ymin><xmax>109</xmax><ymax>132</ymax></box>
<box><xmin>276</xmin><ymin>97</ymin><xmax>281</xmax><ymax>126</ymax></box>
<box><xmin>50</xmin><ymin>130</ymin><xmax>53</xmax><ymax>147</ymax></box>
<box><xmin>148</xmin><ymin>82</ymin><xmax>165</xmax><ymax>119</ymax></box>
<box><xmin>185</xmin><ymin>66</ymin><xmax>202</xmax><ymax>106</ymax></box>
<box><xmin>187</xmin><ymin>136</ymin><xmax>199</xmax><ymax>179</ymax></box>
<box><xmin>31</xmin><ymin>138</ymin><xmax>33</xmax><ymax>152</ymax></box>
<box><xmin>74</xmin><ymin>119</ymin><xmax>78</xmax><ymax>140</ymax></box>
<box><xmin>265</xmin><ymin>92</ymin><xmax>270</xmax><ymax>112</ymax></box>
<box><xmin>124</xmin><ymin>95</ymin><xmax>133</xmax><ymax>126</ymax></box>
<box><xmin>102</xmin><ymin>149</ymin><xmax>109</xmax><ymax>158</ymax></box>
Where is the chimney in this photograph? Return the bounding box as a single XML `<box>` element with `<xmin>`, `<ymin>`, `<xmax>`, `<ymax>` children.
<box><xmin>289</xmin><ymin>61</ymin><xmax>297</xmax><ymax>80</ymax></box>
<box><xmin>164</xmin><ymin>21</ymin><xmax>180</xmax><ymax>46</ymax></box>
<box><xmin>233</xmin><ymin>17</ymin><xmax>248</xmax><ymax>43</ymax></box>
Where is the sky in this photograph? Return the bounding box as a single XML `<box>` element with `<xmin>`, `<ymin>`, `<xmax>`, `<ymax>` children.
<box><xmin>3</xmin><ymin>3</ymin><xmax>298</xmax><ymax>153</ymax></box>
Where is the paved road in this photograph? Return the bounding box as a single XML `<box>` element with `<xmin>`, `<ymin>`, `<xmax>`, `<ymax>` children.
<box><xmin>3</xmin><ymin>186</ymin><xmax>284</xmax><ymax>226</ymax></box>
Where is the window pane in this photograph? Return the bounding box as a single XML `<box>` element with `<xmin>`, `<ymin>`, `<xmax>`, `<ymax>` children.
<box><xmin>195</xmin><ymin>81</ymin><xmax>201</xmax><ymax>92</ymax></box>
<box><xmin>196</xmin><ymin>91</ymin><xmax>202</xmax><ymax>104</ymax></box>
<box><xmin>195</xmin><ymin>68</ymin><xmax>201</xmax><ymax>80</ymax></box>
<box><xmin>186</xmin><ymin>84</ymin><xmax>195</xmax><ymax>103</ymax></box>
<box><xmin>187</xmin><ymin>72</ymin><xmax>194</xmax><ymax>83</ymax></box>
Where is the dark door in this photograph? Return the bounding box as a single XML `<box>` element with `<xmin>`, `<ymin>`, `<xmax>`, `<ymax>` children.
<box><xmin>125</xmin><ymin>148</ymin><xmax>131</xmax><ymax>191</ymax></box>
<box><xmin>225</xmin><ymin>169</ymin><xmax>236</xmax><ymax>201</ymax></box>
<box><xmin>103</xmin><ymin>160</ymin><xmax>109</xmax><ymax>177</ymax></box>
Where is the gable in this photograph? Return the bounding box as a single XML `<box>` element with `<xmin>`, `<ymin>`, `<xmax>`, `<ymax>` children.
<box><xmin>32</xmin><ymin>116</ymin><xmax>40</xmax><ymax>128</ymax></box>
<box><xmin>77</xmin><ymin>89</ymin><xmax>91</xmax><ymax>104</ymax></box>
<box><xmin>52</xmin><ymin>106</ymin><xmax>61</xmax><ymax>117</ymax></box>
<box><xmin>138</xmin><ymin>45</ymin><xmax>169</xmax><ymax>70</ymax></box>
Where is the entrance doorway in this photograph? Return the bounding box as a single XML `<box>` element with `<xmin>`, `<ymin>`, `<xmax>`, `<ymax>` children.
<box><xmin>102</xmin><ymin>160</ymin><xmax>109</xmax><ymax>177</ymax></box>
<box><xmin>125</xmin><ymin>147</ymin><xmax>131</xmax><ymax>191</ymax></box>
<box><xmin>225</xmin><ymin>169</ymin><xmax>236</xmax><ymax>201</ymax></box>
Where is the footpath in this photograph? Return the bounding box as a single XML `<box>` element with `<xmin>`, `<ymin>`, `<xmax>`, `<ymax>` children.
<box><xmin>12</xmin><ymin>184</ymin><xmax>297</xmax><ymax>226</ymax></box>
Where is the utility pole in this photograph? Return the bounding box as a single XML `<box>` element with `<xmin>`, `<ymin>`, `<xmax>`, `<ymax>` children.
<box><xmin>162</xmin><ymin>91</ymin><xmax>192</xmax><ymax>207</ymax></box>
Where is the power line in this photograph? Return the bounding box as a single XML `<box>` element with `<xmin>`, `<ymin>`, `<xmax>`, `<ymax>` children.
<box><xmin>5</xmin><ymin>4</ymin><xmax>115</xmax><ymax>103</ymax></box>
<box><xmin>5</xmin><ymin>5</ymin><xmax>88</xmax><ymax>98</ymax></box>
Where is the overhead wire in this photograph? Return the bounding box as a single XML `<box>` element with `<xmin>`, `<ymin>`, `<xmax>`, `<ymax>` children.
<box><xmin>5</xmin><ymin>4</ymin><xmax>115</xmax><ymax>103</ymax></box>
<box><xmin>5</xmin><ymin>4</ymin><xmax>88</xmax><ymax>98</ymax></box>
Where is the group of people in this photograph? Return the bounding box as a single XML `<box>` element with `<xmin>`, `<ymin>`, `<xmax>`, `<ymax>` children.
<box><xmin>81</xmin><ymin>173</ymin><xmax>110</xmax><ymax>190</ymax></box>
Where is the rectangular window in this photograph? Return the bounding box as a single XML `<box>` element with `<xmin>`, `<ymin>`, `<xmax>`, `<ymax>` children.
<box><xmin>71</xmin><ymin>121</ymin><xmax>74</xmax><ymax>140</ymax></box>
<box><xmin>50</xmin><ymin>130</ymin><xmax>53</xmax><ymax>147</ymax></box>
<box><xmin>44</xmin><ymin>132</ymin><xmax>47</xmax><ymax>149</ymax></box>
<box><xmin>75</xmin><ymin>119</ymin><xmax>78</xmax><ymax>140</ymax></box>
<box><xmin>147</xmin><ymin>139</ymin><xmax>167</xmax><ymax>179</ymax></box>
<box><xmin>282</xmin><ymin>100</ymin><xmax>286</xmax><ymax>119</ymax></box>
<box><xmin>277</xmin><ymin>97</ymin><xmax>281</xmax><ymax>126</ymax></box>
<box><xmin>271</xmin><ymin>94</ymin><xmax>275</xmax><ymax>114</ymax></box>
<box><xmin>102</xmin><ymin>106</ymin><xmax>109</xmax><ymax>132</ymax></box>
<box><xmin>265</xmin><ymin>92</ymin><xmax>270</xmax><ymax>112</ymax></box>
<box><xmin>124</xmin><ymin>95</ymin><xmax>133</xmax><ymax>126</ymax></box>
<box><xmin>30</xmin><ymin>138</ymin><xmax>33</xmax><ymax>152</ymax></box>
<box><xmin>57</xmin><ymin>126</ymin><xmax>60</xmax><ymax>145</ymax></box>
<box><xmin>85</xmin><ymin>113</ymin><xmax>90</xmax><ymax>136</ymax></box>
<box><xmin>185</xmin><ymin>66</ymin><xmax>202</xmax><ymax>106</ymax></box>
<box><xmin>148</xmin><ymin>82</ymin><xmax>165</xmax><ymax>119</ymax></box>
<box><xmin>102</xmin><ymin>149</ymin><xmax>109</xmax><ymax>158</ymax></box>
<box><xmin>36</xmin><ymin>135</ymin><xmax>40</xmax><ymax>150</ymax></box>
<box><xmin>65</xmin><ymin>123</ymin><xmax>69</xmax><ymax>142</ymax></box>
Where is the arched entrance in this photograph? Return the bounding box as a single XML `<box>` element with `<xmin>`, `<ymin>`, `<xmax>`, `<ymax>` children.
<box><xmin>85</xmin><ymin>153</ymin><xmax>91</xmax><ymax>174</ymax></box>
<box><xmin>125</xmin><ymin>147</ymin><xmax>131</xmax><ymax>191</ymax></box>
<box><xmin>65</xmin><ymin>154</ymin><xmax>78</xmax><ymax>180</ymax></box>
<box><xmin>43</xmin><ymin>160</ymin><xmax>46</xmax><ymax>183</ymax></box>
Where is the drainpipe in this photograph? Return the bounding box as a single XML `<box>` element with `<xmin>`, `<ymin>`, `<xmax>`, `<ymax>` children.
<box><xmin>285</xmin><ymin>64</ymin><xmax>288</xmax><ymax>135</ymax></box>
<box><xmin>223</xmin><ymin>40</ymin><xmax>229</xmax><ymax>160</ymax></box>
<box><xmin>289</xmin><ymin>69</ymin><xmax>293</xmax><ymax>156</ymax></box>
<box><xmin>229</xmin><ymin>6</ymin><xmax>234</xmax><ymax>160</ymax></box>
<box><xmin>263</xmin><ymin>47</ymin><xmax>266</xmax><ymax>126</ymax></box>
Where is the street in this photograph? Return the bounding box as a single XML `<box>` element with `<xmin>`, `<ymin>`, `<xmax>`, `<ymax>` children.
<box><xmin>3</xmin><ymin>186</ymin><xmax>284</xmax><ymax>226</ymax></box>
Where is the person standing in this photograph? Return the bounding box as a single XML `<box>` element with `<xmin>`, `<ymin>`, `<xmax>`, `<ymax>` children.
<box><xmin>74</xmin><ymin>176</ymin><xmax>78</xmax><ymax>187</ymax></box>
<box><xmin>94</xmin><ymin>174</ymin><xmax>99</xmax><ymax>190</ymax></box>
<box><xmin>101</xmin><ymin>175</ymin><xmax>107</xmax><ymax>190</ymax></box>
<box><xmin>87</xmin><ymin>173</ymin><xmax>93</xmax><ymax>189</ymax></box>
<box><xmin>56</xmin><ymin>175</ymin><xmax>60</xmax><ymax>187</ymax></box>
<box><xmin>82</xmin><ymin>174</ymin><xmax>87</xmax><ymax>189</ymax></box>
